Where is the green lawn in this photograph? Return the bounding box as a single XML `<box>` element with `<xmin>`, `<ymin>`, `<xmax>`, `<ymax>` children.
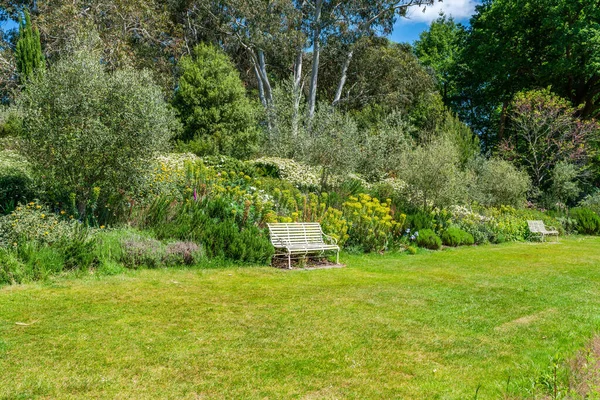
<box><xmin>1</xmin><ymin>238</ymin><xmax>600</xmax><ymax>399</ymax></box>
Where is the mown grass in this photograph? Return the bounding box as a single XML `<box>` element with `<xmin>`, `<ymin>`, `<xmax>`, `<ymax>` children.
<box><xmin>1</xmin><ymin>237</ymin><xmax>600</xmax><ymax>399</ymax></box>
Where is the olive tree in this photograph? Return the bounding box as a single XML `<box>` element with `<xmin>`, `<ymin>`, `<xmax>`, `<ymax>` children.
<box><xmin>19</xmin><ymin>48</ymin><xmax>179</xmax><ymax>219</ymax></box>
<box><xmin>397</xmin><ymin>139</ymin><xmax>467</xmax><ymax>210</ymax></box>
<box><xmin>471</xmin><ymin>158</ymin><xmax>531</xmax><ymax>208</ymax></box>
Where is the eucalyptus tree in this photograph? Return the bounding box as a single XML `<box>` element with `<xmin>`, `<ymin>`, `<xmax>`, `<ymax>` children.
<box><xmin>303</xmin><ymin>0</ymin><xmax>439</xmax><ymax>119</ymax></box>
<box><xmin>188</xmin><ymin>0</ymin><xmax>440</xmax><ymax>121</ymax></box>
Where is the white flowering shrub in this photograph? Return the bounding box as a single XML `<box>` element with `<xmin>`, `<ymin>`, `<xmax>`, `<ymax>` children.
<box><xmin>252</xmin><ymin>157</ymin><xmax>321</xmax><ymax>190</ymax></box>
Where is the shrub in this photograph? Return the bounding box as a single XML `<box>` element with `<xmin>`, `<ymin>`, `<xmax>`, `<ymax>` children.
<box><xmin>164</xmin><ymin>241</ymin><xmax>203</xmax><ymax>266</ymax></box>
<box><xmin>578</xmin><ymin>190</ymin><xmax>600</xmax><ymax>215</ymax></box>
<box><xmin>0</xmin><ymin>202</ymin><xmax>77</xmax><ymax>247</ymax></box>
<box><xmin>55</xmin><ymin>226</ymin><xmax>97</xmax><ymax>270</ymax></box>
<box><xmin>471</xmin><ymin>158</ymin><xmax>531</xmax><ymax>208</ymax></box>
<box><xmin>121</xmin><ymin>236</ymin><xmax>165</xmax><ymax>269</ymax></box>
<box><xmin>0</xmin><ymin>150</ymin><xmax>37</xmax><ymax>214</ymax></box>
<box><xmin>18</xmin><ymin>46</ymin><xmax>178</xmax><ymax>221</ymax></box>
<box><xmin>173</xmin><ymin>43</ymin><xmax>260</xmax><ymax>159</ymax></box>
<box><xmin>548</xmin><ymin>161</ymin><xmax>580</xmax><ymax>208</ymax></box>
<box><xmin>252</xmin><ymin>157</ymin><xmax>321</xmax><ymax>190</ymax></box>
<box><xmin>397</xmin><ymin>138</ymin><xmax>467</xmax><ymax>209</ymax></box>
<box><xmin>569</xmin><ymin>207</ymin><xmax>600</xmax><ymax>235</ymax></box>
<box><xmin>407</xmin><ymin>211</ymin><xmax>434</xmax><ymax>231</ymax></box>
<box><xmin>16</xmin><ymin>242</ymin><xmax>65</xmax><ymax>281</ymax></box>
<box><xmin>0</xmin><ymin>248</ymin><xmax>25</xmax><ymax>285</ymax></box>
<box><xmin>141</xmin><ymin>196</ymin><xmax>274</xmax><ymax>264</ymax></box>
<box><xmin>305</xmin><ymin>105</ymin><xmax>361</xmax><ymax>189</ymax></box>
<box><xmin>441</xmin><ymin>227</ymin><xmax>474</xmax><ymax>247</ymax></box>
<box><xmin>357</xmin><ymin>111</ymin><xmax>414</xmax><ymax>182</ymax></box>
<box><xmin>342</xmin><ymin>194</ymin><xmax>400</xmax><ymax>252</ymax></box>
<box><xmin>406</xmin><ymin>245</ymin><xmax>418</xmax><ymax>255</ymax></box>
<box><xmin>416</xmin><ymin>229</ymin><xmax>442</xmax><ymax>250</ymax></box>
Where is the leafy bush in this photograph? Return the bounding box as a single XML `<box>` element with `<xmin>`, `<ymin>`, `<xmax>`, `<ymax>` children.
<box><xmin>416</xmin><ymin>229</ymin><xmax>442</xmax><ymax>250</ymax></box>
<box><xmin>305</xmin><ymin>105</ymin><xmax>361</xmax><ymax>189</ymax></box>
<box><xmin>357</xmin><ymin>111</ymin><xmax>414</xmax><ymax>182</ymax></box>
<box><xmin>548</xmin><ymin>161</ymin><xmax>580</xmax><ymax>208</ymax></box>
<box><xmin>0</xmin><ymin>248</ymin><xmax>25</xmax><ymax>285</ymax></box>
<box><xmin>397</xmin><ymin>138</ymin><xmax>467</xmax><ymax>209</ymax></box>
<box><xmin>55</xmin><ymin>225</ymin><xmax>98</xmax><ymax>270</ymax></box>
<box><xmin>18</xmin><ymin>46</ymin><xmax>178</xmax><ymax>221</ymax></box>
<box><xmin>173</xmin><ymin>43</ymin><xmax>260</xmax><ymax>159</ymax></box>
<box><xmin>15</xmin><ymin>242</ymin><xmax>65</xmax><ymax>281</ymax></box>
<box><xmin>0</xmin><ymin>202</ymin><xmax>77</xmax><ymax>247</ymax></box>
<box><xmin>141</xmin><ymin>196</ymin><xmax>274</xmax><ymax>264</ymax></box>
<box><xmin>441</xmin><ymin>227</ymin><xmax>474</xmax><ymax>247</ymax></box>
<box><xmin>578</xmin><ymin>190</ymin><xmax>600</xmax><ymax>215</ymax></box>
<box><xmin>406</xmin><ymin>211</ymin><xmax>434</xmax><ymax>231</ymax></box>
<box><xmin>0</xmin><ymin>150</ymin><xmax>37</xmax><ymax>214</ymax></box>
<box><xmin>569</xmin><ymin>207</ymin><xmax>600</xmax><ymax>235</ymax></box>
<box><xmin>471</xmin><ymin>158</ymin><xmax>531</xmax><ymax>208</ymax></box>
<box><xmin>0</xmin><ymin>107</ymin><xmax>23</xmax><ymax>138</ymax></box>
<box><xmin>252</xmin><ymin>157</ymin><xmax>321</xmax><ymax>190</ymax></box>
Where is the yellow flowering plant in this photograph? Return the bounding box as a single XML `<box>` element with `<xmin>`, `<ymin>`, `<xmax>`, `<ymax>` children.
<box><xmin>342</xmin><ymin>194</ymin><xmax>400</xmax><ymax>252</ymax></box>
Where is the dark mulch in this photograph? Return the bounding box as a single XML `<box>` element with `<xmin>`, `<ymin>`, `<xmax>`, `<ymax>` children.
<box><xmin>271</xmin><ymin>256</ymin><xmax>345</xmax><ymax>270</ymax></box>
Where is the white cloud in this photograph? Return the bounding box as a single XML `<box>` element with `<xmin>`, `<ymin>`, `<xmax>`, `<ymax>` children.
<box><xmin>403</xmin><ymin>0</ymin><xmax>479</xmax><ymax>24</ymax></box>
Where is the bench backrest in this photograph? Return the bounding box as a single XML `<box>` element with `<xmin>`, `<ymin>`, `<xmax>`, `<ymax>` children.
<box><xmin>527</xmin><ymin>220</ymin><xmax>546</xmax><ymax>233</ymax></box>
<box><xmin>267</xmin><ymin>223</ymin><xmax>325</xmax><ymax>246</ymax></box>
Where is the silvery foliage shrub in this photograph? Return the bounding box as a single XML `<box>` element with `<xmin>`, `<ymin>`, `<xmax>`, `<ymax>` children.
<box><xmin>397</xmin><ymin>138</ymin><xmax>468</xmax><ymax>209</ymax></box>
<box><xmin>357</xmin><ymin>111</ymin><xmax>415</xmax><ymax>182</ymax></box>
<box><xmin>304</xmin><ymin>104</ymin><xmax>362</xmax><ymax>189</ymax></box>
<box><xmin>0</xmin><ymin>149</ymin><xmax>37</xmax><ymax>214</ymax></box>
<box><xmin>470</xmin><ymin>158</ymin><xmax>531</xmax><ymax>208</ymax></box>
<box><xmin>18</xmin><ymin>44</ymin><xmax>179</xmax><ymax>215</ymax></box>
<box><xmin>263</xmin><ymin>79</ymin><xmax>304</xmax><ymax>159</ymax></box>
<box><xmin>579</xmin><ymin>190</ymin><xmax>600</xmax><ymax>215</ymax></box>
<box><xmin>264</xmin><ymin>85</ymin><xmax>360</xmax><ymax>189</ymax></box>
<box><xmin>548</xmin><ymin>161</ymin><xmax>580</xmax><ymax>208</ymax></box>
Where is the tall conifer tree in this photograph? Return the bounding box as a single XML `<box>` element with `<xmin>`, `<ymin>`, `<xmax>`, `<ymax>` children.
<box><xmin>15</xmin><ymin>10</ymin><xmax>45</xmax><ymax>84</ymax></box>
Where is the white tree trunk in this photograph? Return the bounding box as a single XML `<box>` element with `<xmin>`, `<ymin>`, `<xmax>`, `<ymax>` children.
<box><xmin>333</xmin><ymin>49</ymin><xmax>354</xmax><ymax>106</ymax></box>
<box><xmin>292</xmin><ymin>50</ymin><xmax>303</xmax><ymax>137</ymax></box>
<box><xmin>307</xmin><ymin>0</ymin><xmax>323</xmax><ymax>121</ymax></box>
<box><xmin>258</xmin><ymin>50</ymin><xmax>273</xmax><ymax>105</ymax></box>
<box><xmin>253</xmin><ymin>63</ymin><xmax>267</xmax><ymax>108</ymax></box>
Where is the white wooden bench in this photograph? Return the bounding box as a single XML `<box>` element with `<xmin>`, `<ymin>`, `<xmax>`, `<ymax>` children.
<box><xmin>267</xmin><ymin>223</ymin><xmax>340</xmax><ymax>268</ymax></box>
<box><xmin>527</xmin><ymin>220</ymin><xmax>559</xmax><ymax>242</ymax></box>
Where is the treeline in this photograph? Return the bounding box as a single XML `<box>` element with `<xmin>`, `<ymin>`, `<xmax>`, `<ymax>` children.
<box><xmin>0</xmin><ymin>0</ymin><xmax>598</xmax><ymax>212</ymax></box>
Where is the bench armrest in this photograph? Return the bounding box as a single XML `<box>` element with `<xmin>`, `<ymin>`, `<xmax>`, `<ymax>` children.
<box><xmin>322</xmin><ymin>233</ymin><xmax>338</xmax><ymax>246</ymax></box>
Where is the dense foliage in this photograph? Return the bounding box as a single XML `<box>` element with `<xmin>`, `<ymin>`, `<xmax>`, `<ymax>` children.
<box><xmin>173</xmin><ymin>44</ymin><xmax>260</xmax><ymax>159</ymax></box>
<box><xmin>18</xmin><ymin>47</ymin><xmax>178</xmax><ymax>221</ymax></box>
<box><xmin>0</xmin><ymin>1</ymin><xmax>599</xmax><ymax>288</ymax></box>
<box><xmin>14</xmin><ymin>10</ymin><xmax>44</xmax><ymax>84</ymax></box>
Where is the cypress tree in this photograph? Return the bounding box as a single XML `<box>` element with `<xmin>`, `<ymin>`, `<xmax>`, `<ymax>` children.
<box><xmin>15</xmin><ymin>10</ymin><xmax>45</xmax><ymax>84</ymax></box>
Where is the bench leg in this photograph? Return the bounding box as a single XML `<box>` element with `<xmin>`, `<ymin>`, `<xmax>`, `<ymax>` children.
<box><xmin>336</xmin><ymin>250</ymin><xmax>339</xmax><ymax>265</ymax></box>
<box><xmin>288</xmin><ymin>252</ymin><xmax>292</xmax><ymax>269</ymax></box>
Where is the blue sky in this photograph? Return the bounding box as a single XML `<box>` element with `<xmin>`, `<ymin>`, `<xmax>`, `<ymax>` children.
<box><xmin>390</xmin><ymin>0</ymin><xmax>481</xmax><ymax>43</ymax></box>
